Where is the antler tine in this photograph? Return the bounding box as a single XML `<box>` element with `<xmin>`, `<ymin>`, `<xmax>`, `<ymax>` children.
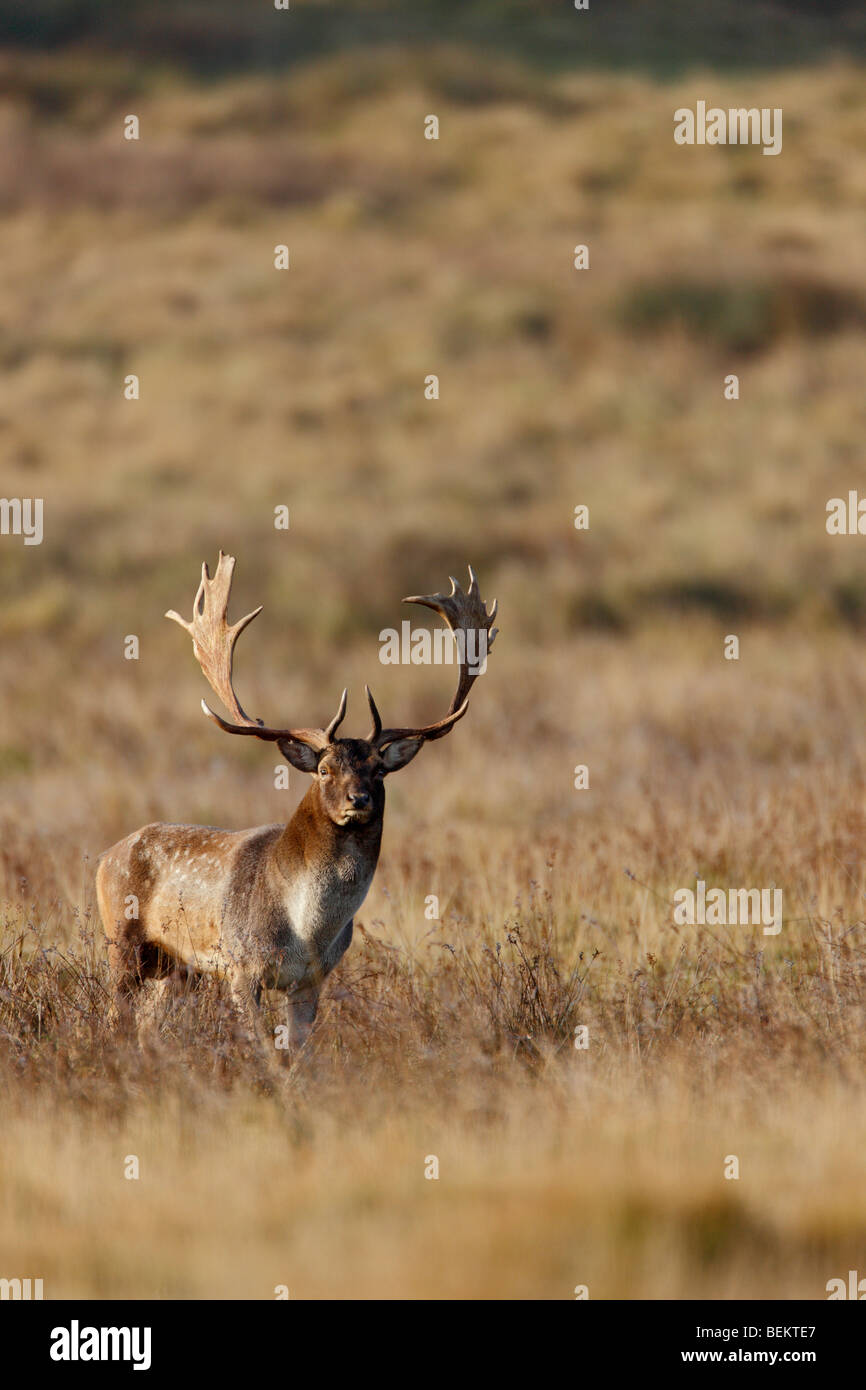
<box><xmin>166</xmin><ymin>552</ymin><xmax>334</xmax><ymax>749</ymax></box>
<box><xmin>365</xmin><ymin>684</ymin><xmax>382</xmax><ymax>740</ymax></box>
<box><xmin>325</xmin><ymin>688</ymin><xmax>348</xmax><ymax>742</ymax></box>
<box><xmin>376</xmin><ymin>565</ymin><xmax>497</xmax><ymax>748</ymax></box>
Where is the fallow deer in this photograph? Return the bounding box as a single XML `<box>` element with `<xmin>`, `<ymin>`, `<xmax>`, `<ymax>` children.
<box><xmin>97</xmin><ymin>553</ymin><xmax>497</xmax><ymax>1050</ymax></box>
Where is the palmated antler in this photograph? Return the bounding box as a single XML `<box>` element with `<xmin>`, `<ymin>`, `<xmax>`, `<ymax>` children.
<box><xmin>166</xmin><ymin>552</ymin><xmax>345</xmax><ymax>748</ymax></box>
<box><xmin>369</xmin><ymin>565</ymin><xmax>498</xmax><ymax>748</ymax></box>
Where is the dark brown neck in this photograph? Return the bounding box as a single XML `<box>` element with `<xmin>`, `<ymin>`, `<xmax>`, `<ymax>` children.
<box><xmin>274</xmin><ymin>784</ymin><xmax>384</xmax><ymax>874</ymax></box>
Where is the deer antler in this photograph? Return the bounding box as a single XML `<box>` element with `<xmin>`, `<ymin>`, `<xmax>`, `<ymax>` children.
<box><xmin>370</xmin><ymin>565</ymin><xmax>498</xmax><ymax>747</ymax></box>
<box><xmin>166</xmin><ymin>552</ymin><xmax>345</xmax><ymax>748</ymax></box>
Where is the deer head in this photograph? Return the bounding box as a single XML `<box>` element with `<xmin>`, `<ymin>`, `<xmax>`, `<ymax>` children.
<box><xmin>166</xmin><ymin>553</ymin><xmax>498</xmax><ymax>829</ymax></box>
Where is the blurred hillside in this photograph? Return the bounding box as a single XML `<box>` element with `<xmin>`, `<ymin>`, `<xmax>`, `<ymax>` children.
<box><xmin>2</xmin><ymin>0</ymin><xmax>866</xmax><ymax>75</ymax></box>
<box><xmin>1</xmin><ymin>48</ymin><xmax>866</xmax><ymax>658</ymax></box>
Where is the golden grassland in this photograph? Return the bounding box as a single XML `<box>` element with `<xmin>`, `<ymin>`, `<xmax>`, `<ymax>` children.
<box><xmin>2</xmin><ymin>51</ymin><xmax>866</xmax><ymax>1298</ymax></box>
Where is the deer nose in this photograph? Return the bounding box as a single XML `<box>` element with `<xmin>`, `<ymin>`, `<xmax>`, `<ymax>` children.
<box><xmin>348</xmin><ymin>791</ymin><xmax>371</xmax><ymax>808</ymax></box>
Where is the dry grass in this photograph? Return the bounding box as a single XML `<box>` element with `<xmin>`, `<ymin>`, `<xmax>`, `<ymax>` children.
<box><xmin>2</xmin><ymin>48</ymin><xmax>866</xmax><ymax>1298</ymax></box>
<box><xmin>4</xmin><ymin>627</ymin><xmax>866</xmax><ymax>1298</ymax></box>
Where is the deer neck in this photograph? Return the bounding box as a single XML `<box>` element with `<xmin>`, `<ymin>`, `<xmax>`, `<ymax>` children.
<box><xmin>273</xmin><ymin>784</ymin><xmax>384</xmax><ymax>882</ymax></box>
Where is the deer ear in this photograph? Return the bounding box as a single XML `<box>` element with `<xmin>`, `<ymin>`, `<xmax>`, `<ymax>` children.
<box><xmin>277</xmin><ymin>739</ymin><xmax>321</xmax><ymax>774</ymax></box>
<box><xmin>380</xmin><ymin>737</ymin><xmax>424</xmax><ymax>773</ymax></box>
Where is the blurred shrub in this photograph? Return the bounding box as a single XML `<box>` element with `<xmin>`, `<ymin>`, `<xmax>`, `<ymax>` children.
<box><xmin>617</xmin><ymin>274</ymin><xmax>866</xmax><ymax>354</ymax></box>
